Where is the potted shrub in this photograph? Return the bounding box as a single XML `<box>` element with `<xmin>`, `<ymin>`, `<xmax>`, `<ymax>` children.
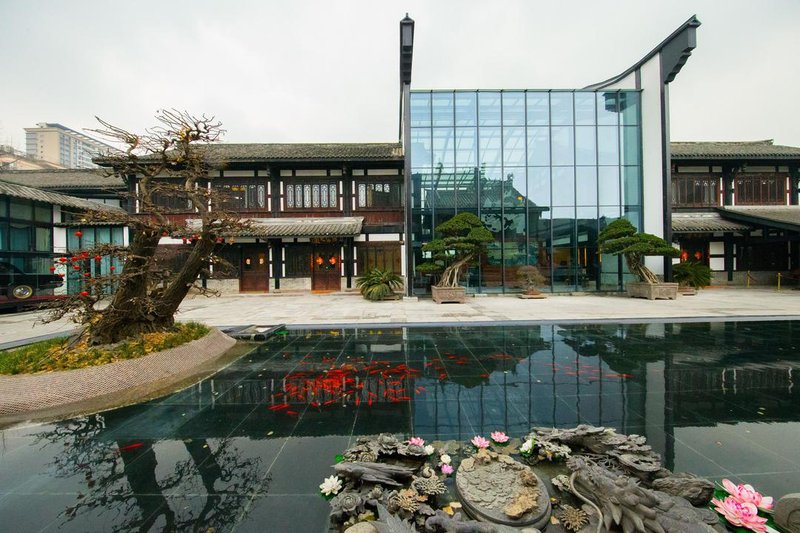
<box><xmin>516</xmin><ymin>265</ymin><xmax>547</xmax><ymax>299</ymax></box>
<box><xmin>417</xmin><ymin>212</ymin><xmax>493</xmax><ymax>303</ymax></box>
<box><xmin>597</xmin><ymin>219</ymin><xmax>680</xmax><ymax>300</ymax></box>
<box><xmin>672</xmin><ymin>261</ymin><xmax>712</xmax><ymax>295</ymax></box>
<box><xmin>356</xmin><ymin>268</ymin><xmax>403</xmax><ymax>301</ymax></box>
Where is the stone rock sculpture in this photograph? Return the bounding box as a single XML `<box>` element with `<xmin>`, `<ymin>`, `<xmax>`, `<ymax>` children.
<box><xmin>334</xmin><ymin>461</ymin><xmax>418</xmax><ymax>487</ymax></box>
<box><xmin>775</xmin><ymin>493</ymin><xmax>800</xmax><ymax>533</ymax></box>
<box><xmin>566</xmin><ymin>457</ymin><xmax>720</xmax><ymax>533</ymax></box>
<box><xmin>651</xmin><ymin>472</ymin><xmax>715</xmax><ymax>507</ymax></box>
<box><xmin>455</xmin><ymin>449</ymin><xmax>551</xmax><ymax>529</ymax></box>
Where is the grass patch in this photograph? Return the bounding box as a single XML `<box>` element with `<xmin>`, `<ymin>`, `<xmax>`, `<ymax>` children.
<box><xmin>0</xmin><ymin>322</ymin><xmax>210</xmax><ymax>375</ymax></box>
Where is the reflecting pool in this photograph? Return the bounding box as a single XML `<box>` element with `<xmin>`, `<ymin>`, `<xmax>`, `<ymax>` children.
<box><xmin>1</xmin><ymin>320</ymin><xmax>799</xmax><ymax>531</ymax></box>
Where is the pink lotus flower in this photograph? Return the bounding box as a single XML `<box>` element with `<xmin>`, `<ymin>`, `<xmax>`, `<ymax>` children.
<box><xmin>441</xmin><ymin>464</ymin><xmax>454</xmax><ymax>475</ymax></box>
<box><xmin>408</xmin><ymin>437</ymin><xmax>425</xmax><ymax>447</ymax></box>
<box><xmin>722</xmin><ymin>479</ymin><xmax>774</xmax><ymax>511</ymax></box>
<box><xmin>471</xmin><ymin>435</ymin><xmax>490</xmax><ymax>449</ymax></box>
<box><xmin>711</xmin><ymin>496</ymin><xmax>768</xmax><ymax>532</ymax></box>
<box><xmin>490</xmin><ymin>431</ymin><xmax>509</xmax><ymax>444</ymax></box>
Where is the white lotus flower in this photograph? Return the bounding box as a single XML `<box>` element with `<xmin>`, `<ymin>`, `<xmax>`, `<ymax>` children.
<box><xmin>520</xmin><ymin>439</ymin><xmax>533</xmax><ymax>454</ymax></box>
<box><xmin>319</xmin><ymin>475</ymin><xmax>343</xmax><ymax>496</ymax></box>
<box><xmin>424</xmin><ymin>445</ymin><xmax>435</xmax><ymax>455</ymax></box>
<box><xmin>440</xmin><ymin>453</ymin><xmax>452</xmax><ymax>465</ymax></box>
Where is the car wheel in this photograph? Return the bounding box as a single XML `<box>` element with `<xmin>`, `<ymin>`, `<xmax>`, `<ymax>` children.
<box><xmin>10</xmin><ymin>284</ymin><xmax>34</xmax><ymax>300</ymax></box>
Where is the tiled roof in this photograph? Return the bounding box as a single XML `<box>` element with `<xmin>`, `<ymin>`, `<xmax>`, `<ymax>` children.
<box><xmin>671</xmin><ymin>140</ymin><xmax>800</xmax><ymax>160</ymax></box>
<box><xmin>187</xmin><ymin>217</ymin><xmax>364</xmax><ymax>238</ymax></box>
<box><xmin>718</xmin><ymin>206</ymin><xmax>800</xmax><ymax>231</ymax></box>
<box><xmin>0</xmin><ymin>180</ymin><xmax>124</xmax><ymax>212</ymax></box>
<box><xmin>672</xmin><ymin>212</ymin><xmax>751</xmax><ymax>233</ymax></box>
<box><xmin>0</xmin><ymin>169</ymin><xmax>125</xmax><ymax>190</ymax></box>
<box><xmin>96</xmin><ymin>143</ymin><xmax>403</xmax><ymax>166</ymax></box>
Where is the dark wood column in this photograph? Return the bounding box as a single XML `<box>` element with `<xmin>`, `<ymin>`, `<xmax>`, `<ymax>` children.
<box><xmin>271</xmin><ymin>239</ymin><xmax>282</xmax><ymax>290</ymax></box>
<box><xmin>344</xmin><ymin>237</ymin><xmax>354</xmax><ymax>289</ymax></box>
<box><xmin>342</xmin><ymin>165</ymin><xmax>353</xmax><ymax>216</ymax></box>
<box><xmin>723</xmin><ymin>232</ymin><xmax>734</xmax><ymax>282</ymax></box>
<box><xmin>722</xmin><ymin>164</ymin><xmax>738</xmax><ymax>206</ymax></box>
<box><xmin>790</xmin><ymin>165</ymin><xmax>799</xmax><ymax>206</ymax></box>
<box><xmin>269</xmin><ymin>166</ymin><xmax>280</xmax><ymax>217</ymax></box>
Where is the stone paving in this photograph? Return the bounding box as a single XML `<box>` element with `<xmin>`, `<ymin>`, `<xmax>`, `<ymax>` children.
<box><xmin>1</xmin><ymin>288</ymin><xmax>798</xmax><ymax>347</ymax></box>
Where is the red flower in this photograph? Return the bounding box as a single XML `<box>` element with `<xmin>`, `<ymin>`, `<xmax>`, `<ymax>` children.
<box><xmin>79</xmin><ymin>291</ymin><xmax>89</xmax><ymax>297</ymax></box>
<box><xmin>74</xmin><ymin>231</ymin><xmax>83</xmax><ymax>238</ymax></box>
<box><xmin>49</xmin><ymin>266</ymin><xmax>56</xmax><ymax>272</ymax></box>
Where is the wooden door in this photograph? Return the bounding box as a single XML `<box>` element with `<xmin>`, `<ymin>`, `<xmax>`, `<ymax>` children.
<box><xmin>240</xmin><ymin>248</ymin><xmax>269</xmax><ymax>292</ymax></box>
<box><xmin>311</xmin><ymin>245</ymin><xmax>340</xmax><ymax>291</ymax></box>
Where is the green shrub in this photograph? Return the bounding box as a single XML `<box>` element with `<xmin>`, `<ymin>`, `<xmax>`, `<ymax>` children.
<box><xmin>672</xmin><ymin>261</ymin><xmax>712</xmax><ymax>288</ymax></box>
<box><xmin>356</xmin><ymin>268</ymin><xmax>403</xmax><ymax>301</ymax></box>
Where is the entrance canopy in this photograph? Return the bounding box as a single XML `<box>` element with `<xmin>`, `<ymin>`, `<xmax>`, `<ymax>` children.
<box><xmin>717</xmin><ymin>206</ymin><xmax>800</xmax><ymax>233</ymax></box>
<box><xmin>186</xmin><ymin>216</ymin><xmax>364</xmax><ymax>238</ymax></box>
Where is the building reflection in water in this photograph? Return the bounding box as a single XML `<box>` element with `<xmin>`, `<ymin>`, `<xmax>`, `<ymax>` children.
<box><xmin>20</xmin><ymin>320</ymin><xmax>800</xmax><ymax>530</ymax></box>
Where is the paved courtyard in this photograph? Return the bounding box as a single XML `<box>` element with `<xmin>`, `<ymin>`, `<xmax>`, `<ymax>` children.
<box><xmin>1</xmin><ymin>287</ymin><xmax>798</xmax><ymax>347</ymax></box>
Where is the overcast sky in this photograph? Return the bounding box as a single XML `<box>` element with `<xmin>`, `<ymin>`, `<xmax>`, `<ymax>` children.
<box><xmin>1</xmin><ymin>0</ymin><xmax>798</xmax><ymax>151</ymax></box>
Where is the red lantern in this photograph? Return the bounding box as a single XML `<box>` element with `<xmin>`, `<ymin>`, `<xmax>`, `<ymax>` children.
<box><xmin>83</xmin><ymin>273</ymin><xmax>91</xmax><ymax>278</ymax></box>
<box><xmin>181</xmin><ymin>237</ymin><xmax>188</xmax><ymax>244</ymax></box>
<box><xmin>110</xmin><ymin>266</ymin><xmax>116</xmax><ymax>271</ymax></box>
<box><xmin>73</xmin><ymin>265</ymin><xmax>81</xmax><ymax>270</ymax></box>
<box><xmin>328</xmin><ymin>256</ymin><xmax>338</xmax><ymax>265</ymax></box>
<box><xmin>79</xmin><ymin>291</ymin><xmax>89</xmax><ymax>297</ymax></box>
<box><xmin>162</xmin><ymin>231</ymin><xmax>169</xmax><ymax>237</ymax></box>
<box><xmin>57</xmin><ymin>273</ymin><xmax>65</xmax><ymax>278</ymax></box>
<box><xmin>74</xmin><ymin>231</ymin><xmax>83</xmax><ymax>238</ymax></box>
<box><xmin>315</xmin><ymin>256</ymin><xmax>324</xmax><ymax>266</ymax></box>
<box><xmin>71</xmin><ymin>256</ymin><xmax>78</xmax><ymax>262</ymax></box>
<box><xmin>216</xmin><ymin>237</ymin><xmax>224</xmax><ymax>244</ymax></box>
<box><xmin>94</xmin><ymin>255</ymin><xmax>102</xmax><ymax>261</ymax></box>
<box><xmin>58</xmin><ymin>257</ymin><xmax>67</xmax><ymax>263</ymax></box>
<box><xmin>49</xmin><ymin>266</ymin><xmax>56</xmax><ymax>272</ymax></box>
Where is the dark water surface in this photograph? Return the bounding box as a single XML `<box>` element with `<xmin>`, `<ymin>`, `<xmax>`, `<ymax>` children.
<box><xmin>1</xmin><ymin>320</ymin><xmax>799</xmax><ymax>532</ymax></box>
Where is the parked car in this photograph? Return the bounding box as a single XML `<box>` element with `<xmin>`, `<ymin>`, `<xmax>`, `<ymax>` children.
<box><xmin>0</xmin><ymin>261</ymin><xmax>63</xmax><ymax>300</ymax></box>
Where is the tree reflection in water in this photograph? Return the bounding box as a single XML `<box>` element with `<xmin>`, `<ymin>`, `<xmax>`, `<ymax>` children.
<box><xmin>33</xmin><ymin>415</ymin><xmax>268</xmax><ymax>532</ymax></box>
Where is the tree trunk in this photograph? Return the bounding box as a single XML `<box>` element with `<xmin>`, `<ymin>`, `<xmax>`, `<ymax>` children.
<box><xmin>625</xmin><ymin>253</ymin><xmax>659</xmax><ymax>284</ymax></box>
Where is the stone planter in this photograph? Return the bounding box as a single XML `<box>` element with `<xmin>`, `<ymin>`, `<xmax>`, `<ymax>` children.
<box><xmin>432</xmin><ymin>285</ymin><xmax>467</xmax><ymax>304</ymax></box>
<box><xmin>518</xmin><ymin>291</ymin><xmax>547</xmax><ymax>299</ymax></box>
<box><xmin>626</xmin><ymin>281</ymin><xmax>678</xmax><ymax>300</ymax></box>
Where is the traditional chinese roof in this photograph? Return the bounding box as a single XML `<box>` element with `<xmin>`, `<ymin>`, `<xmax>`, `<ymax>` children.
<box><xmin>96</xmin><ymin>143</ymin><xmax>403</xmax><ymax>166</ymax></box>
<box><xmin>671</xmin><ymin>140</ymin><xmax>800</xmax><ymax>160</ymax></box>
<box><xmin>187</xmin><ymin>216</ymin><xmax>364</xmax><ymax>238</ymax></box>
<box><xmin>717</xmin><ymin>206</ymin><xmax>800</xmax><ymax>232</ymax></box>
<box><xmin>0</xmin><ymin>169</ymin><xmax>125</xmax><ymax>190</ymax></box>
<box><xmin>671</xmin><ymin>212</ymin><xmax>751</xmax><ymax>233</ymax></box>
<box><xmin>0</xmin><ymin>179</ymin><xmax>124</xmax><ymax>212</ymax></box>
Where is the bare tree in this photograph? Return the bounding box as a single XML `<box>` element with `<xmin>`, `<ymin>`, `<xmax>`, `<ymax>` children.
<box><xmin>44</xmin><ymin>110</ymin><xmax>246</xmax><ymax>345</ymax></box>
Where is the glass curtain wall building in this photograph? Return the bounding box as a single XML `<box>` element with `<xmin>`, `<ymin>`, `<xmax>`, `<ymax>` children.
<box><xmin>409</xmin><ymin>89</ymin><xmax>642</xmax><ymax>294</ymax></box>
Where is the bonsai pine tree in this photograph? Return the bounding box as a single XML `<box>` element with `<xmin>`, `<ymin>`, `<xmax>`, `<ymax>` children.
<box><xmin>597</xmin><ymin>219</ymin><xmax>679</xmax><ymax>284</ymax></box>
<box><xmin>417</xmin><ymin>212</ymin><xmax>493</xmax><ymax>288</ymax></box>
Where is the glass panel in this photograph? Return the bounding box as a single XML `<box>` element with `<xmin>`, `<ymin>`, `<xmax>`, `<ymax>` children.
<box><xmin>432</xmin><ymin>128</ymin><xmax>455</xmax><ymax>168</ymax></box>
<box><xmin>321</xmin><ymin>184</ymin><xmax>328</xmax><ymax>207</ymax></box>
<box><xmin>96</xmin><ymin>227</ymin><xmax>110</xmax><ymax>244</ymax></box>
<box><xmin>454</xmin><ymin>167</ymin><xmax>479</xmax><ymax>210</ymax></box>
<box><xmin>528</xmin><ymin>167</ymin><xmax>550</xmax><ymax>206</ymax></box>
<box><xmin>455</xmin><ymin>92</ymin><xmax>477</xmax><ymax>126</ymax></box>
<box><xmin>312</xmin><ymin>184</ymin><xmax>320</xmax><ymax>207</ymax></box>
<box><xmin>478</xmin><ymin>127</ymin><xmax>502</xmax><ymax>167</ymax></box>
<box><xmin>35</xmin><ymin>227</ymin><xmax>50</xmax><ymax>251</ymax></box>
<box><xmin>527</xmin><ymin>127</ymin><xmax>550</xmax><ymax>166</ymax></box>
<box><xmin>526</xmin><ymin>92</ymin><xmax>549</xmax><ymax>125</ymax></box>
<box><xmin>480</xmin><ymin>167</ymin><xmax>504</xmax><ymax>210</ymax></box>
<box><xmin>598</xmin><ymin>167</ymin><xmax>621</xmax><ymax>205</ymax></box>
<box><xmin>303</xmin><ymin>184</ymin><xmax>312</xmax><ymax>208</ymax></box>
<box><xmin>455</xmin><ymin>128</ymin><xmax>477</xmax><ymax>166</ymax></box>
<box><xmin>10</xmin><ymin>223</ymin><xmax>30</xmax><ymax>251</ymax></box>
<box><xmin>551</xmin><ymin>206</ymin><xmax>576</xmax><ymax>292</ymax></box>
<box><xmin>431</xmin><ymin>92</ymin><xmax>454</xmax><ymax>127</ymax></box>
<box><xmin>576</xmin><ymin>207</ymin><xmax>598</xmax><ymax>291</ymax></box>
<box><xmin>357</xmin><ymin>183</ymin><xmax>366</xmax><ymax>207</ymax></box>
<box><xmin>621</xmin><ymin>126</ymin><xmax>641</xmax><ymax>166</ymax></box>
<box><xmin>598</xmin><ymin>92</ymin><xmax>621</xmax><ymax>126</ymax></box>
<box><xmin>552</xmin><ymin>167</ymin><xmax>575</xmax><ymax>206</ymax></box>
<box><xmin>34</xmin><ymin>204</ymin><xmax>51</xmax><ymax>222</ymax></box>
<box><xmin>9</xmin><ymin>200</ymin><xmax>32</xmax><ymax>220</ymax></box>
<box><xmin>286</xmin><ymin>183</ymin><xmax>294</xmax><ymax>208</ymax></box>
<box><xmin>503</xmin><ymin>127</ymin><xmax>526</xmax><ymax>167</ymax></box>
<box><xmin>597</xmin><ymin>126</ymin><xmax>619</xmax><ymax>166</ymax></box>
<box><xmin>550</xmin><ymin>126</ymin><xmax>574</xmax><ymax>166</ymax></box>
<box><xmin>575</xmin><ymin>126</ymin><xmax>596</xmax><ymax>166</ymax></box>
<box><xmin>330</xmin><ymin>184</ymin><xmax>338</xmax><ymax>208</ymax></box>
<box><xmin>0</xmin><ymin>199</ymin><xmax>6</xmax><ymax>217</ymax></box>
<box><xmin>620</xmin><ymin>91</ymin><xmax>640</xmax><ymax>126</ymax></box>
<box><xmin>478</xmin><ymin>91</ymin><xmax>502</xmax><ymax>126</ymax></box>
<box><xmin>502</xmin><ymin>91</ymin><xmax>525</xmax><ymax>126</ymax></box>
<box><xmin>504</xmin><ymin>168</ymin><xmax>528</xmax><ymax>287</ymax></box>
<box><xmin>576</xmin><ymin>167</ymin><xmax>597</xmax><ymax>206</ymax></box>
<box><xmin>410</xmin><ymin>92</ymin><xmax>431</xmax><ymax>127</ymax></box>
<box><xmin>0</xmin><ymin>221</ymin><xmax>6</xmax><ymax>250</ymax></box>
<box><xmin>623</xmin><ymin>166</ymin><xmax>641</xmax><ymax>207</ymax></box>
<box><xmin>550</xmin><ymin>92</ymin><xmax>574</xmax><ymax>125</ymax></box>
<box><xmin>574</xmin><ymin>92</ymin><xmax>596</xmax><ymax>125</ymax></box>
<box><xmin>257</xmin><ymin>184</ymin><xmax>266</xmax><ymax>208</ymax></box>
<box><xmin>111</xmin><ymin>227</ymin><xmax>124</xmax><ymax>245</ymax></box>
<box><xmin>410</xmin><ymin>128</ymin><xmax>433</xmax><ymax>169</ymax></box>
<box><xmin>479</xmin><ymin>167</ymin><xmax>503</xmax><ymax>291</ymax></box>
